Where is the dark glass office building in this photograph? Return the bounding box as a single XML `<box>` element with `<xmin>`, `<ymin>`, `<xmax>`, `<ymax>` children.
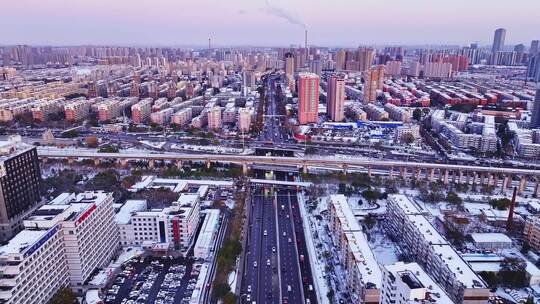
<box><xmin>0</xmin><ymin>144</ymin><xmax>42</xmax><ymax>242</ymax></box>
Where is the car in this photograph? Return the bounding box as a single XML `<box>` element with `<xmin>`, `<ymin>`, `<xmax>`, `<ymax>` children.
<box><xmin>272</xmin><ymin>246</ymin><xmax>276</xmax><ymax>253</ymax></box>
<box><xmin>264</xmin><ymin>230</ymin><xmax>267</xmax><ymax>236</ymax></box>
<box><xmin>267</xmin><ymin>259</ymin><xmax>271</xmax><ymax>266</ymax></box>
<box><xmin>253</xmin><ymin>261</ymin><xmax>257</xmax><ymax>267</ymax></box>
<box><xmin>283</xmin><ymin>231</ymin><xmax>286</xmax><ymax>237</ymax></box>
<box><xmin>288</xmin><ymin>238</ymin><xmax>292</xmax><ymax>243</ymax></box>
<box><xmin>246</xmin><ymin>294</ymin><xmax>251</xmax><ymax>301</ymax></box>
<box><xmin>247</xmin><ymin>285</ymin><xmax>251</xmax><ymax>292</ymax></box>
<box><xmin>287</xmin><ymin>285</ymin><xmax>292</xmax><ymax>292</ymax></box>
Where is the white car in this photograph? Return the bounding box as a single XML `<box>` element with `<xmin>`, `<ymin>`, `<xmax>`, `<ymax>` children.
<box><xmin>267</xmin><ymin>259</ymin><xmax>271</xmax><ymax>266</ymax></box>
<box><xmin>253</xmin><ymin>261</ymin><xmax>257</xmax><ymax>268</ymax></box>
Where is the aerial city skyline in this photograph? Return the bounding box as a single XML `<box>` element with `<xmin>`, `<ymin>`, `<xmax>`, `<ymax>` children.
<box><xmin>1</xmin><ymin>1</ymin><xmax>540</xmax><ymax>304</ymax></box>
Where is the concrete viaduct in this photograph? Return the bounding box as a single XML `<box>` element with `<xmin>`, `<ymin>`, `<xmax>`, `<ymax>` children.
<box><xmin>37</xmin><ymin>148</ymin><xmax>540</xmax><ymax>195</ymax></box>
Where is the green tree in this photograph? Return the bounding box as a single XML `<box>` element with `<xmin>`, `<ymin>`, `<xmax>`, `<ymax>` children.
<box><xmin>488</xmin><ymin>198</ymin><xmax>511</xmax><ymax>210</ymax></box>
<box><xmin>447</xmin><ymin>191</ymin><xmax>463</xmax><ymax>206</ymax></box>
<box><xmin>223</xmin><ymin>293</ymin><xmax>237</xmax><ymax>304</ymax></box>
<box><xmin>48</xmin><ymin>287</ymin><xmax>77</xmax><ymax>304</ymax></box>
<box><xmin>361</xmin><ymin>189</ymin><xmax>380</xmax><ymax>203</ymax></box>
<box><xmin>364</xmin><ymin>213</ymin><xmax>377</xmax><ymax>230</ymax></box>
<box><xmin>212</xmin><ymin>283</ymin><xmax>230</xmax><ymax>299</ymax></box>
<box><xmin>61</xmin><ymin>130</ymin><xmax>79</xmax><ymax>138</ymax></box>
<box><xmin>98</xmin><ymin>144</ymin><xmax>119</xmax><ymax>153</ymax></box>
<box><xmin>413</xmin><ymin>108</ymin><xmax>422</xmax><ymax>121</ymax></box>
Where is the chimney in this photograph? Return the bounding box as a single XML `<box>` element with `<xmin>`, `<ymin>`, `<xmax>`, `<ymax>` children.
<box><xmin>507</xmin><ymin>186</ymin><xmax>517</xmax><ymax>231</ymax></box>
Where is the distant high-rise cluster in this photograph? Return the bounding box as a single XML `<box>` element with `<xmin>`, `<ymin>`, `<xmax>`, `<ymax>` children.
<box><xmin>531</xmin><ymin>84</ymin><xmax>540</xmax><ymax>129</ymax></box>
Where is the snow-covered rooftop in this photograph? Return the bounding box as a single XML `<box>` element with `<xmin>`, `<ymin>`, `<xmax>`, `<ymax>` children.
<box><xmin>385</xmin><ymin>262</ymin><xmax>455</xmax><ymax>304</ymax></box>
<box><xmin>430</xmin><ymin>244</ymin><xmax>486</xmax><ymax>288</ymax></box>
<box><xmin>0</xmin><ymin>230</ymin><xmax>48</xmax><ymax>255</ymax></box>
<box><xmin>470</xmin><ymin>233</ymin><xmax>512</xmax><ymax>245</ymax></box>
<box><xmin>114</xmin><ymin>200</ymin><xmax>147</xmax><ymax>225</ymax></box>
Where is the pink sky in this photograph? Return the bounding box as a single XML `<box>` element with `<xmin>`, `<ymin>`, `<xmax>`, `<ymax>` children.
<box><xmin>2</xmin><ymin>0</ymin><xmax>539</xmax><ymax>46</ymax></box>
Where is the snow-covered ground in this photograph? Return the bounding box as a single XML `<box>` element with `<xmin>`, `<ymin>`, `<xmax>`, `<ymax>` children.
<box><xmin>140</xmin><ymin>140</ymin><xmax>166</xmax><ymax>149</ymax></box>
<box><xmin>170</xmin><ymin>143</ymin><xmax>253</xmax><ymax>155</ymax></box>
<box><xmin>297</xmin><ymin>192</ymin><xmax>329</xmax><ymax>304</ymax></box>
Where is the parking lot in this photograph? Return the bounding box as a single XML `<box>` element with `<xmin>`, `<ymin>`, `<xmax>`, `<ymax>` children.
<box><xmin>104</xmin><ymin>255</ymin><xmax>204</xmax><ymax>304</ymax></box>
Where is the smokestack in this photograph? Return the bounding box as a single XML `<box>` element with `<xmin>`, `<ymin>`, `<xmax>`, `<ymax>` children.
<box><xmin>208</xmin><ymin>38</ymin><xmax>211</xmax><ymax>50</ymax></box>
<box><xmin>507</xmin><ymin>186</ymin><xmax>518</xmax><ymax>231</ymax></box>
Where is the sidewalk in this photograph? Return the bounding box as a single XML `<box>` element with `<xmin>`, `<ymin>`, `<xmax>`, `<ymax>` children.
<box><xmin>297</xmin><ymin>191</ymin><xmax>329</xmax><ymax>304</ymax></box>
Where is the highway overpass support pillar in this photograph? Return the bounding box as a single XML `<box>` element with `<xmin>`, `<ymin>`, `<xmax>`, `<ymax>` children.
<box><xmin>502</xmin><ymin>175</ymin><xmax>510</xmax><ymax>192</ymax></box>
<box><xmin>176</xmin><ymin>160</ymin><xmax>182</xmax><ymax>169</ymax></box>
<box><xmin>493</xmin><ymin>174</ymin><xmax>500</xmax><ymax>188</ymax></box>
<box><xmin>443</xmin><ymin>170</ymin><xmax>449</xmax><ymax>185</ymax></box>
<box><xmin>94</xmin><ymin>158</ymin><xmax>101</xmax><ymax>166</ymax></box>
<box><xmin>487</xmin><ymin>174</ymin><xmax>494</xmax><ymax>186</ymax></box>
<box><xmin>367</xmin><ymin>166</ymin><xmax>371</xmax><ymax>178</ymax></box>
<box><xmin>67</xmin><ymin>157</ymin><xmax>75</xmax><ymax>165</ymax></box>
<box><xmin>389</xmin><ymin>167</ymin><xmax>394</xmax><ymax>179</ymax></box>
<box><xmin>303</xmin><ymin>163</ymin><xmax>308</xmax><ymax>174</ymax></box>
<box><xmin>242</xmin><ymin>162</ymin><xmax>249</xmax><ymax>175</ymax></box>
<box><xmin>429</xmin><ymin>169</ymin><xmax>435</xmax><ymax>183</ymax></box>
<box><xmin>519</xmin><ymin>176</ymin><xmax>527</xmax><ymax>194</ymax></box>
<box><xmin>473</xmin><ymin>172</ymin><xmax>479</xmax><ymax>186</ymax></box>
<box><xmin>119</xmin><ymin>159</ymin><xmax>128</xmax><ymax>167</ymax></box>
<box><xmin>148</xmin><ymin>160</ymin><xmax>155</xmax><ymax>169</ymax></box>
<box><xmin>534</xmin><ymin>180</ymin><xmax>540</xmax><ymax>197</ymax></box>
<box><xmin>206</xmin><ymin>160</ymin><xmax>211</xmax><ymax>169</ymax></box>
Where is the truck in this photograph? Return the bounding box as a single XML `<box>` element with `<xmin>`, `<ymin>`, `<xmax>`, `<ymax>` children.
<box><xmin>300</xmin><ymin>254</ymin><xmax>304</xmax><ymax>262</ymax></box>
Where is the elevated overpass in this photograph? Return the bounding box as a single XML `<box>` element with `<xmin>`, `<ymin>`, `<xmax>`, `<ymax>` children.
<box><xmin>37</xmin><ymin>147</ymin><xmax>540</xmax><ymax>195</ymax></box>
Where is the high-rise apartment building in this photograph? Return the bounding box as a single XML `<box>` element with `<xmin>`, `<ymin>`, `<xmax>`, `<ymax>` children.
<box><xmin>285</xmin><ymin>52</ymin><xmax>295</xmax><ymax>76</ymax></box>
<box><xmin>0</xmin><ymin>191</ymin><xmax>120</xmax><ymax>303</ymax></box>
<box><xmin>0</xmin><ymin>138</ymin><xmax>42</xmax><ymax>242</ymax></box>
<box><xmin>208</xmin><ymin>106</ymin><xmax>222</xmax><ymax>130</ymax></box>
<box><xmin>357</xmin><ymin>48</ymin><xmax>375</xmax><ymax>72</ymax></box>
<box><xmin>531</xmin><ymin>40</ymin><xmax>540</xmax><ymax>56</ymax></box>
<box><xmin>531</xmin><ymin>84</ymin><xmax>540</xmax><ymax>129</ymax></box>
<box><xmin>385</xmin><ymin>61</ymin><xmax>402</xmax><ymax>76</ymax></box>
<box><xmin>327</xmin><ymin>74</ymin><xmax>346</xmax><ymax>122</ymax></box>
<box><xmin>524</xmin><ymin>215</ymin><xmax>540</xmax><ymax>252</ymax></box>
<box><xmin>131</xmin><ymin>98</ymin><xmax>153</xmax><ymax>124</ymax></box>
<box><xmin>528</xmin><ymin>54</ymin><xmax>540</xmax><ymax>82</ymax></box>
<box><xmin>492</xmin><ymin>28</ymin><xmax>506</xmax><ymax>53</ymax></box>
<box><xmin>335</xmin><ymin>50</ymin><xmax>346</xmax><ymax>70</ymax></box>
<box><xmin>363</xmin><ymin>65</ymin><xmax>385</xmax><ymax>102</ymax></box>
<box><xmin>238</xmin><ymin>107</ymin><xmax>252</xmax><ymax>132</ymax></box>
<box><xmin>298</xmin><ymin>73</ymin><xmax>320</xmax><ymax>124</ymax></box>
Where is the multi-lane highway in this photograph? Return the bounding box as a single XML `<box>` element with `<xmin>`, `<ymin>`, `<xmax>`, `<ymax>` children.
<box><xmin>276</xmin><ymin>187</ymin><xmax>303</xmax><ymax>304</ymax></box>
<box><xmin>243</xmin><ymin>185</ymin><xmax>280</xmax><ymax>303</ymax></box>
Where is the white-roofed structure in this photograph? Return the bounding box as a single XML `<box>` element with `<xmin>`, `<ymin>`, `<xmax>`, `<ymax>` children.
<box><xmin>470</xmin><ymin>233</ymin><xmax>513</xmax><ymax>250</ymax></box>
<box><xmin>328</xmin><ymin>194</ymin><xmax>381</xmax><ymax>303</ymax></box>
<box><xmin>381</xmin><ymin>262</ymin><xmax>455</xmax><ymax>304</ymax></box>
<box><xmin>193</xmin><ymin>209</ymin><xmax>220</xmax><ymax>260</ymax></box>
<box><xmin>385</xmin><ymin>194</ymin><xmax>489</xmax><ymax>304</ymax></box>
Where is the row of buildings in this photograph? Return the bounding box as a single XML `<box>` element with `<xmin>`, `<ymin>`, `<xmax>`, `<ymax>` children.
<box><xmin>431</xmin><ymin>110</ymin><xmax>498</xmax><ymax>153</ymax></box>
<box><xmin>328</xmin><ymin>194</ymin><xmax>469</xmax><ymax>304</ymax></box>
<box><xmin>385</xmin><ymin>194</ymin><xmax>490</xmax><ymax>303</ymax></box>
